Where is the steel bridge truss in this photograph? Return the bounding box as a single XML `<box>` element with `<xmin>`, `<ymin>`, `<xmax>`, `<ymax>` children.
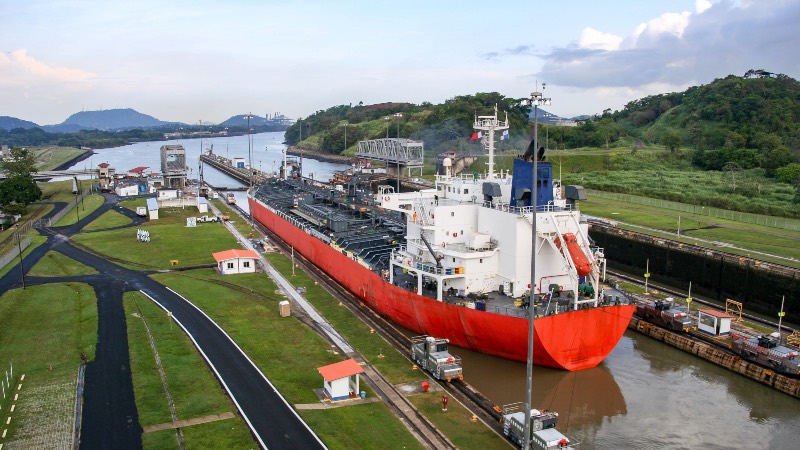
<box><xmin>355</xmin><ymin>138</ymin><xmax>424</xmax><ymax>167</ymax></box>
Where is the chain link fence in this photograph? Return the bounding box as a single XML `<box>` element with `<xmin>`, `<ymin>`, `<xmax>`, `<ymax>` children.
<box><xmin>587</xmin><ymin>189</ymin><xmax>800</xmax><ymax>232</ymax></box>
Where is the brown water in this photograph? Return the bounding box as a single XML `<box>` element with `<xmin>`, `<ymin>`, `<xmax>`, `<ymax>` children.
<box><xmin>457</xmin><ymin>330</ymin><xmax>800</xmax><ymax>449</ymax></box>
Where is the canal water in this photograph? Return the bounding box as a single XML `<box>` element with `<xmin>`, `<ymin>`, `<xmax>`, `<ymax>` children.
<box><xmin>59</xmin><ymin>131</ymin><xmax>351</xmax><ymax>213</ymax></box>
<box><xmin>60</xmin><ymin>133</ymin><xmax>800</xmax><ymax>448</ymax></box>
<box><xmin>457</xmin><ymin>330</ymin><xmax>800</xmax><ymax>449</ymax></box>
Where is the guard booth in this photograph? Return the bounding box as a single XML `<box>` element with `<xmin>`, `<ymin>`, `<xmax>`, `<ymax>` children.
<box><xmin>697</xmin><ymin>309</ymin><xmax>733</xmax><ymax>336</ymax></box>
<box><xmin>317</xmin><ymin>359</ymin><xmax>365</xmax><ymax>401</ymax></box>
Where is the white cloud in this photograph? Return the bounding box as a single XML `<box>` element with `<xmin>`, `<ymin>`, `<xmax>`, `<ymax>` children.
<box><xmin>539</xmin><ymin>0</ymin><xmax>800</xmax><ymax>94</ymax></box>
<box><xmin>696</xmin><ymin>0</ymin><xmax>712</xmax><ymax>13</ymax></box>
<box><xmin>0</xmin><ymin>49</ymin><xmax>96</xmax><ymax>89</ymax></box>
<box><xmin>578</xmin><ymin>28</ymin><xmax>623</xmax><ymax>51</ymax></box>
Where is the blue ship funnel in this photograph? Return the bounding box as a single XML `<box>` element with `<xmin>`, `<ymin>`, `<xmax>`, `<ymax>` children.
<box><xmin>510</xmin><ymin>159</ymin><xmax>553</xmax><ymax>209</ymax></box>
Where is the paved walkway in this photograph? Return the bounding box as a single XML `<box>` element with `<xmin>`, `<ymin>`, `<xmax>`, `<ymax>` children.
<box><xmin>143</xmin><ymin>412</ymin><xmax>236</xmax><ymax>433</ymax></box>
<box><xmin>218</xmin><ymin>201</ymin><xmax>457</xmax><ymax>450</ymax></box>
<box><xmin>1</xmin><ymin>194</ymin><xmax>326</xmax><ymax>450</ymax></box>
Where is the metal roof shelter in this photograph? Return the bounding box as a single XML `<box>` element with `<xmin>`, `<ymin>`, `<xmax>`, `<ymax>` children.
<box><xmin>317</xmin><ymin>358</ymin><xmax>365</xmax><ymax>401</ymax></box>
<box><xmin>212</xmin><ymin>249</ymin><xmax>260</xmax><ymax>275</ymax></box>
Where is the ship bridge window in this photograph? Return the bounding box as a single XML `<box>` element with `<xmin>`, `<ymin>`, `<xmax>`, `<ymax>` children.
<box><xmin>464</xmin><ymin>189</ymin><xmax>469</xmax><ymax>194</ymax></box>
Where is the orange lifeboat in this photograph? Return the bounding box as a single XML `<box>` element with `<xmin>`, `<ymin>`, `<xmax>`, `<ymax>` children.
<box><xmin>554</xmin><ymin>233</ymin><xmax>592</xmax><ymax>277</ymax></box>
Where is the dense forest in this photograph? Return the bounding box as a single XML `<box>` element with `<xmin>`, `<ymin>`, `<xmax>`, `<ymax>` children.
<box><xmin>286</xmin><ymin>71</ymin><xmax>800</xmax><ymax>195</ymax></box>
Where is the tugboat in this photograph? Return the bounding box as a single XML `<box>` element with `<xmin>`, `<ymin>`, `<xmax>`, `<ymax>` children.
<box><xmin>248</xmin><ymin>106</ymin><xmax>635</xmax><ymax>371</ymax></box>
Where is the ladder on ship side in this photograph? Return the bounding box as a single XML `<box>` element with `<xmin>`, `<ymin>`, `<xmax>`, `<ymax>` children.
<box><xmin>412</xmin><ymin>198</ymin><xmax>434</xmax><ymax>226</ymax></box>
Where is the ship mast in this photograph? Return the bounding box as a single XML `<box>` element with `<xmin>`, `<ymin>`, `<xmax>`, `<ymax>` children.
<box><xmin>472</xmin><ymin>105</ymin><xmax>508</xmax><ymax>180</ymax></box>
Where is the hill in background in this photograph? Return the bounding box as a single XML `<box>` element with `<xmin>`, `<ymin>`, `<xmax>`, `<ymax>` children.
<box><xmin>0</xmin><ymin>116</ymin><xmax>40</xmax><ymax>130</ymax></box>
<box><xmin>49</xmin><ymin>108</ymin><xmax>173</xmax><ymax>132</ymax></box>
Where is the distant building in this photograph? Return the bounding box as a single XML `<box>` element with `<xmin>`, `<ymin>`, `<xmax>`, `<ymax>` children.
<box><xmin>212</xmin><ymin>249</ymin><xmax>259</xmax><ymax>275</ymax></box>
<box><xmin>128</xmin><ymin>166</ymin><xmax>149</xmax><ymax>177</ymax></box>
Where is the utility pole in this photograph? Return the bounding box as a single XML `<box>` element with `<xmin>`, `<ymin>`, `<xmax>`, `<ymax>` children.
<box><xmin>15</xmin><ymin>224</ymin><xmax>25</xmax><ymax>289</ymax></box>
<box><xmin>522</xmin><ymin>85</ymin><xmax>550</xmax><ymax>450</ymax></box>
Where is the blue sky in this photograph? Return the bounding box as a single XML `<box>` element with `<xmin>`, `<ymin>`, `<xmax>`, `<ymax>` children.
<box><xmin>1</xmin><ymin>0</ymin><xmax>798</xmax><ymax>125</ymax></box>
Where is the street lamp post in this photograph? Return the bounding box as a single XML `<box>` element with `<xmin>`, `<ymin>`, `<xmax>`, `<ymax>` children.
<box><xmin>343</xmin><ymin>121</ymin><xmax>349</xmax><ymax>152</ymax></box>
<box><xmin>244</xmin><ymin>113</ymin><xmax>254</xmax><ymax>189</ymax></box>
<box><xmin>15</xmin><ymin>224</ymin><xmax>25</xmax><ymax>289</ymax></box>
<box><xmin>394</xmin><ymin>112</ymin><xmax>402</xmax><ymax>138</ymax></box>
<box><xmin>394</xmin><ymin>113</ymin><xmax>403</xmax><ymax>193</ymax></box>
<box><xmin>522</xmin><ymin>85</ymin><xmax>551</xmax><ymax>450</ymax></box>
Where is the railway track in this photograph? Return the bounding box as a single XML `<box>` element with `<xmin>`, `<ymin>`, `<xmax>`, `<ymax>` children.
<box><xmin>607</xmin><ymin>269</ymin><xmax>796</xmax><ymax>334</ymax></box>
<box><xmin>246</xmin><ymin>212</ymin><xmax>510</xmax><ymax>445</ymax></box>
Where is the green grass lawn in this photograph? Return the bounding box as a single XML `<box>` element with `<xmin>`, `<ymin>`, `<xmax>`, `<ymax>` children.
<box><xmin>211</xmin><ymin>199</ymin><xmax>255</xmax><ymax>236</ymax></box>
<box><xmin>124</xmin><ymin>291</ymin><xmax>256</xmax><ymax>449</ymax></box>
<box><xmin>408</xmin><ymin>392</ymin><xmax>509</xmax><ymax>450</ymax></box>
<box><xmin>71</xmin><ymin>207</ymin><xmax>239</xmax><ymax>269</ymax></box>
<box><xmin>0</xmin><ymin>282</ymin><xmax>98</xmax><ymax>446</ymax></box>
<box><xmin>39</xmin><ymin>180</ymin><xmax>86</xmax><ymax>203</ymax></box>
<box><xmin>83</xmin><ymin>209</ymin><xmax>134</xmax><ymax>231</ymax></box>
<box><xmin>264</xmin><ymin>253</ymin><xmax>427</xmax><ymax>385</ymax></box>
<box><xmin>53</xmin><ymin>194</ymin><xmax>106</xmax><ymax>227</ymax></box>
<box><xmin>32</xmin><ymin>146</ymin><xmax>90</xmax><ymax>171</ymax></box>
<box><xmin>300</xmin><ymin>403</ymin><xmax>424</xmax><ymax>450</ymax></box>
<box><xmin>0</xmin><ymin>233</ymin><xmax>47</xmax><ymax>277</ymax></box>
<box><xmin>149</xmin><ymin>268</ymin><xmax>434</xmax><ymax>448</ymax></box>
<box><xmin>28</xmin><ymin>250</ymin><xmax>98</xmax><ymax>277</ymax></box>
<box><xmin>581</xmin><ymin>197</ymin><xmax>800</xmax><ymax>265</ymax></box>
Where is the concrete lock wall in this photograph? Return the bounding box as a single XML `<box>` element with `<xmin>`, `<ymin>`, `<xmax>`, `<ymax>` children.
<box><xmin>0</xmin><ymin>234</ymin><xmax>31</xmax><ymax>271</ymax></box>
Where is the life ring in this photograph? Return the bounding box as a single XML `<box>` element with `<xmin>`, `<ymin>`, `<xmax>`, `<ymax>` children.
<box><xmin>384</xmin><ymin>196</ymin><xmax>390</xmax><ymax>201</ymax></box>
<box><xmin>452</xmin><ymin>232</ymin><xmax>457</xmax><ymax>237</ymax></box>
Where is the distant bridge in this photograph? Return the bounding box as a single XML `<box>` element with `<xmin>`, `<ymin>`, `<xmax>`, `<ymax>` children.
<box><xmin>0</xmin><ymin>168</ymin><xmax>113</xmax><ymax>180</ymax></box>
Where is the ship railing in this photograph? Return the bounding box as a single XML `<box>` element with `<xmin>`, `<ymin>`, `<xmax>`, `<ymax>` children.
<box><xmin>482</xmin><ymin>201</ymin><xmax>574</xmax><ymax>216</ymax></box>
<box><xmin>406</xmin><ymin>238</ymin><xmax>496</xmax><ymax>253</ymax></box>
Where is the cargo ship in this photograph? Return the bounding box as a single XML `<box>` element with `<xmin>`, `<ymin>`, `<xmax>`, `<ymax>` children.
<box><xmin>249</xmin><ymin>108</ymin><xmax>635</xmax><ymax>370</ymax></box>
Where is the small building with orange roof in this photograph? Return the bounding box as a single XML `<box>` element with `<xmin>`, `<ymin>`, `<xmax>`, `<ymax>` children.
<box><xmin>317</xmin><ymin>358</ymin><xmax>365</xmax><ymax>401</ymax></box>
<box><xmin>212</xmin><ymin>249</ymin><xmax>259</xmax><ymax>275</ymax></box>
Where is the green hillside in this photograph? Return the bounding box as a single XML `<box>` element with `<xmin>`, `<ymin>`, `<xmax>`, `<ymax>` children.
<box><xmin>291</xmin><ymin>71</ymin><xmax>800</xmax><ymax>218</ymax></box>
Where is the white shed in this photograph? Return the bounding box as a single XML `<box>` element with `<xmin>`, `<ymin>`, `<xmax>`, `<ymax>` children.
<box><xmin>146</xmin><ymin>198</ymin><xmax>159</xmax><ymax>220</ymax></box>
<box><xmin>212</xmin><ymin>249</ymin><xmax>259</xmax><ymax>275</ymax></box>
<box><xmin>115</xmin><ymin>184</ymin><xmax>139</xmax><ymax>197</ymax></box>
<box><xmin>158</xmin><ymin>189</ymin><xmax>178</xmax><ymax>200</ymax></box>
<box><xmin>197</xmin><ymin>197</ymin><xmax>209</xmax><ymax>214</ymax></box>
<box><xmin>697</xmin><ymin>309</ymin><xmax>734</xmax><ymax>336</ymax></box>
<box><xmin>317</xmin><ymin>359</ymin><xmax>365</xmax><ymax>401</ymax></box>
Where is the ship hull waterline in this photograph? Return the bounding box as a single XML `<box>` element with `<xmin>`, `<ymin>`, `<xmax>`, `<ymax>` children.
<box><xmin>250</xmin><ymin>195</ymin><xmax>635</xmax><ymax>371</ymax></box>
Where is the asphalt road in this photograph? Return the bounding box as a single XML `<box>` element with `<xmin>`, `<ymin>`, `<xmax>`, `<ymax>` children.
<box><xmin>2</xmin><ymin>194</ymin><xmax>325</xmax><ymax>449</ymax></box>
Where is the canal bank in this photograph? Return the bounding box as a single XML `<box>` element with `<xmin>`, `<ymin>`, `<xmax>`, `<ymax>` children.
<box><xmin>591</xmin><ymin>223</ymin><xmax>800</xmax><ymax>323</ymax></box>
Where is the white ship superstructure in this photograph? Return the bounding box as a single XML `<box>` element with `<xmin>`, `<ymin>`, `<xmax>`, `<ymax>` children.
<box><xmin>378</xmin><ymin>107</ymin><xmax>604</xmax><ymax>309</ymax></box>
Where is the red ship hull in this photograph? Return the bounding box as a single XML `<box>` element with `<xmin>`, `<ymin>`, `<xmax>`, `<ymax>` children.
<box><xmin>250</xmin><ymin>196</ymin><xmax>635</xmax><ymax>371</ymax></box>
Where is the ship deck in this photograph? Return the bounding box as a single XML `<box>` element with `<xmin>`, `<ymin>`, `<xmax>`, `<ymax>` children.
<box><xmin>252</xmin><ymin>178</ymin><xmax>630</xmax><ymax>322</ymax></box>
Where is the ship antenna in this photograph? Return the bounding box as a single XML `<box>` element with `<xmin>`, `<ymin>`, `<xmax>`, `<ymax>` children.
<box><xmin>523</xmin><ymin>85</ymin><xmax>551</xmax><ymax>450</ymax></box>
<box><xmin>473</xmin><ymin>104</ymin><xmax>509</xmax><ymax>180</ymax></box>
